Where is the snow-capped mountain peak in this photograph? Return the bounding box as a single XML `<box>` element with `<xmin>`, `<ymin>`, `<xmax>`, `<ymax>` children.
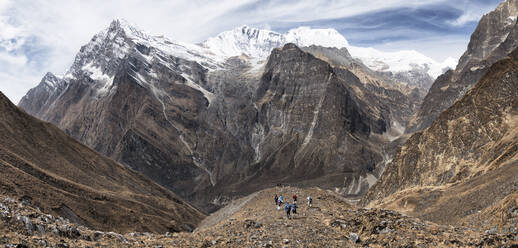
<box><xmin>202</xmin><ymin>25</ymin><xmax>350</xmax><ymax>58</ymax></box>
<box><xmin>202</xmin><ymin>25</ymin><xmax>455</xmax><ymax>78</ymax></box>
<box><xmin>41</xmin><ymin>72</ymin><xmax>64</xmax><ymax>89</ymax></box>
<box><xmin>202</xmin><ymin>25</ymin><xmax>285</xmax><ymax>58</ymax></box>
<box><xmin>109</xmin><ymin>18</ymin><xmax>150</xmax><ymax>41</ymax></box>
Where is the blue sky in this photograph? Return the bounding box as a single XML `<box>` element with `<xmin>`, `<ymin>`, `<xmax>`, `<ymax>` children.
<box><xmin>0</xmin><ymin>0</ymin><xmax>504</xmax><ymax>103</ymax></box>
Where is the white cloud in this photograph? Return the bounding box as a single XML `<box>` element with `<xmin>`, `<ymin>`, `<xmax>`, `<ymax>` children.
<box><xmin>0</xmin><ymin>51</ymin><xmax>27</xmax><ymax>65</ymax></box>
<box><xmin>448</xmin><ymin>11</ymin><xmax>483</xmax><ymax>26</ymax></box>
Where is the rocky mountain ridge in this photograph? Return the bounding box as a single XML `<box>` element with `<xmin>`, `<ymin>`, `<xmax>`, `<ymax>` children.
<box><xmin>408</xmin><ymin>0</ymin><xmax>518</xmax><ymax>132</ymax></box>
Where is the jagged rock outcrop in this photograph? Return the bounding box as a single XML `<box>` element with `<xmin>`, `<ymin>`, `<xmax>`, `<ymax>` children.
<box><xmin>363</xmin><ymin>48</ymin><xmax>518</xmax><ymax>230</ymax></box>
<box><xmin>18</xmin><ymin>72</ymin><xmax>67</xmax><ymax>118</ymax></box>
<box><xmin>408</xmin><ymin>0</ymin><xmax>518</xmax><ymax>132</ymax></box>
<box><xmin>0</xmin><ymin>91</ymin><xmax>204</xmax><ymax>233</ymax></box>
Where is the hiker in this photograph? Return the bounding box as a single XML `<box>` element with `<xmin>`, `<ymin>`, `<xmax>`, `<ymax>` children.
<box><xmin>279</xmin><ymin>195</ymin><xmax>284</xmax><ymax>206</ymax></box>
<box><xmin>284</xmin><ymin>202</ymin><xmax>292</xmax><ymax>219</ymax></box>
<box><xmin>307</xmin><ymin>196</ymin><xmax>312</xmax><ymax>207</ymax></box>
<box><xmin>292</xmin><ymin>194</ymin><xmax>297</xmax><ymax>202</ymax></box>
<box><xmin>292</xmin><ymin>202</ymin><xmax>297</xmax><ymax>215</ymax></box>
<box><xmin>274</xmin><ymin>194</ymin><xmax>278</xmax><ymax>205</ymax></box>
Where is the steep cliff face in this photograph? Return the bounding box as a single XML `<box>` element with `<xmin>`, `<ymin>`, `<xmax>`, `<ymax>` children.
<box><xmin>301</xmin><ymin>45</ymin><xmax>426</xmax><ymax>130</ymax></box>
<box><xmin>0</xmin><ymin>91</ymin><xmax>204</xmax><ymax>233</ymax></box>
<box><xmin>408</xmin><ymin>0</ymin><xmax>518</xmax><ymax>132</ymax></box>
<box><xmin>248</xmin><ymin>44</ymin><xmax>386</xmax><ymax>194</ymax></box>
<box><xmin>363</xmin><ymin>48</ymin><xmax>518</xmax><ymax>229</ymax></box>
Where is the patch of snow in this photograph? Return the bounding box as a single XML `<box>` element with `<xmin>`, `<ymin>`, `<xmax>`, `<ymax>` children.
<box><xmin>365</xmin><ymin>173</ymin><xmax>377</xmax><ymax>188</ymax></box>
<box><xmin>382</xmin><ymin>120</ymin><xmax>405</xmax><ymax>142</ymax></box>
<box><xmin>251</xmin><ymin>120</ymin><xmax>265</xmax><ymax>163</ymax></box>
<box><xmin>63</xmin><ymin>73</ymin><xmax>76</xmax><ymax>80</ymax></box>
<box><xmin>246</xmin><ymin>59</ymin><xmax>266</xmax><ymax>75</ymax></box>
<box><xmin>81</xmin><ymin>62</ymin><xmax>114</xmax><ymax>95</ymax></box>
<box><xmin>180</xmin><ymin>73</ymin><xmax>215</xmax><ymax>105</ymax></box>
<box><xmin>470</xmin><ymin>66</ymin><xmax>482</xmax><ymax>71</ymax></box>
<box><xmin>346</xmin><ymin>177</ymin><xmax>359</xmax><ymax>195</ymax></box>
<box><xmin>300</xmin><ymin>76</ymin><xmax>327</xmax><ymax>149</ymax></box>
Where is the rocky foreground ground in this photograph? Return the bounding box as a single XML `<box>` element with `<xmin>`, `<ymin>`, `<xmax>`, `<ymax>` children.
<box><xmin>1</xmin><ymin>187</ymin><xmax>517</xmax><ymax>247</ymax></box>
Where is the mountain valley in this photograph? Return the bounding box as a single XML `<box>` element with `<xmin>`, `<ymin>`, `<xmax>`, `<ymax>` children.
<box><xmin>18</xmin><ymin>19</ymin><xmax>429</xmax><ymax>212</ymax></box>
<box><xmin>3</xmin><ymin>0</ymin><xmax>518</xmax><ymax>247</ymax></box>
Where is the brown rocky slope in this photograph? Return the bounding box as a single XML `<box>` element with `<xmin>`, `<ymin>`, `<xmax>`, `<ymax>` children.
<box><xmin>0</xmin><ymin>91</ymin><xmax>204</xmax><ymax>233</ymax></box>
<box><xmin>363</xmin><ymin>47</ymin><xmax>518</xmax><ymax>233</ymax></box>
<box><xmin>2</xmin><ymin>187</ymin><xmax>516</xmax><ymax>247</ymax></box>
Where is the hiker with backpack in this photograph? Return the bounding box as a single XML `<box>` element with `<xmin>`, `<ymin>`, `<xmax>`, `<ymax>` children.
<box><xmin>292</xmin><ymin>202</ymin><xmax>297</xmax><ymax>215</ymax></box>
<box><xmin>307</xmin><ymin>196</ymin><xmax>312</xmax><ymax>208</ymax></box>
<box><xmin>292</xmin><ymin>194</ymin><xmax>297</xmax><ymax>202</ymax></box>
<box><xmin>277</xmin><ymin>195</ymin><xmax>284</xmax><ymax>210</ymax></box>
<box><xmin>274</xmin><ymin>194</ymin><xmax>278</xmax><ymax>206</ymax></box>
<box><xmin>284</xmin><ymin>202</ymin><xmax>292</xmax><ymax>219</ymax></box>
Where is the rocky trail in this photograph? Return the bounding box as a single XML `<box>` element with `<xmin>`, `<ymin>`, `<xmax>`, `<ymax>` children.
<box><xmin>1</xmin><ymin>187</ymin><xmax>517</xmax><ymax>247</ymax></box>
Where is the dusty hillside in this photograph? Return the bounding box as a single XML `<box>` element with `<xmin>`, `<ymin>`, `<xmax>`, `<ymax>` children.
<box><xmin>2</xmin><ymin>187</ymin><xmax>516</xmax><ymax>247</ymax></box>
<box><xmin>0</xmin><ymin>91</ymin><xmax>204</xmax><ymax>233</ymax></box>
<box><xmin>363</xmin><ymin>48</ymin><xmax>518</xmax><ymax>231</ymax></box>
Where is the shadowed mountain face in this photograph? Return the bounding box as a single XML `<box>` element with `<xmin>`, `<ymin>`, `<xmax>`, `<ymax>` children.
<box><xmin>408</xmin><ymin>0</ymin><xmax>518</xmax><ymax>133</ymax></box>
<box><xmin>363</xmin><ymin>48</ymin><xmax>518</xmax><ymax>231</ymax></box>
<box><xmin>0</xmin><ymin>91</ymin><xmax>204</xmax><ymax>233</ymax></box>
<box><xmin>241</xmin><ymin>44</ymin><xmax>387</xmax><ymax>193</ymax></box>
<box><xmin>17</xmin><ymin>19</ymin><xmax>421</xmax><ymax>212</ymax></box>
